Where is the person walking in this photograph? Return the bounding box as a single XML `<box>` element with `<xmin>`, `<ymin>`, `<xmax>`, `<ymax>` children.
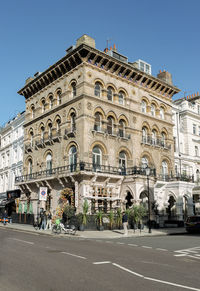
<box><xmin>122</xmin><ymin>211</ymin><xmax>128</xmax><ymax>236</ymax></box>
<box><xmin>45</xmin><ymin>211</ymin><xmax>52</xmax><ymax>230</ymax></box>
<box><xmin>40</xmin><ymin>210</ymin><xmax>47</xmax><ymax>230</ymax></box>
<box><xmin>3</xmin><ymin>210</ymin><xmax>8</xmax><ymax>225</ymax></box>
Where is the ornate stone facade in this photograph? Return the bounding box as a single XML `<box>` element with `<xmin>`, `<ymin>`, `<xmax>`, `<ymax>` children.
<box><xmin>16</xmin><ymin>35</ymin><xmax>180</xmax><ymax>219</ymax></box>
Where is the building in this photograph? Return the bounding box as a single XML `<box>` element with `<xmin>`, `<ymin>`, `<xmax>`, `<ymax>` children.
<box><xmin>0</xmin><ymin>112</ymin><xmax>25</xmax><ymax>213</ymax></box>
<box><xmin>16</xmin><ymin>35</ymin><xmax>180</xmax><ymax>221</ymax></box>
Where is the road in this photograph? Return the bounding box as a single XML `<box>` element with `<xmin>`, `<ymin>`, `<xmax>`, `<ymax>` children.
<box><xmin>0</xmin><ymin>227</ymin><xmax>200</xmax><ymax>291</ymax></box>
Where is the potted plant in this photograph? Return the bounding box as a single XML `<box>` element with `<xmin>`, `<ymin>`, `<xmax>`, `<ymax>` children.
<box><xmin>78</xmin><ymin>199</ymin><xmax>89</xmax><ymax>231</ymax></box>
<box><xmin>96</xmin><ymin>210</ymin><xmax>104</xmax><ymax>231</ymax></box>
<box><xmin>132</xmin><ymin>204</ymin><xmax>147</xmax><ymax>232</ymax></box>
<box><xmin>108</xmin><ymin>210</ymin><xmax>114</xmax><ymax>230</ymax></box>
<box><xmin>116</xmin><ymin>208</ymin><xmax>122</xmax><ymax>229</ymax></box>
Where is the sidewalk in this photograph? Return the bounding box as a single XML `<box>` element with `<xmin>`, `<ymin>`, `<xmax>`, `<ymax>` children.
<box><xmin>0</xmin><ymin>222</ymin><xmax>186</xmax><ymax>239</ymax></box>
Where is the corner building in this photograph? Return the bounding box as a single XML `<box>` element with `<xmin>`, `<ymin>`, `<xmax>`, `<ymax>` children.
<box><xmin>16</xmin><ymin>35</ymin><xmax>180</xmax><ymax>218</ymax></box>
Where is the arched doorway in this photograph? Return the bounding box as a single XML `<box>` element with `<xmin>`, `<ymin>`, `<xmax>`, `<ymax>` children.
<box><xmin>125</xmin><ymin>192</ymin><xmax>133</xmax><ymax>209</ymax></box>
<box><xmin>167</xmin><ymin>196</ymin><xmax>176</xmax><ymax>220</ymax></box>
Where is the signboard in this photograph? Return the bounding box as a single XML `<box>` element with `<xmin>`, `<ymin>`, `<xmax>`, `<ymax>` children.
<box><xmin>39</xmin><ymin>187</ymin><xmax>48</xmax><ymax>201</ymax></box>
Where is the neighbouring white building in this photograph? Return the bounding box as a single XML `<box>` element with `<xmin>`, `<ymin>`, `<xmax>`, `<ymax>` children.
<box><xmin>154</xmin><ymin>94</ymin><xmax>200</xmax><ymax>223</ymax></box>
<box><xmin>0</xmin><ymin>112</ymin><xmax>25</xmax><ymax>195</ymax></box>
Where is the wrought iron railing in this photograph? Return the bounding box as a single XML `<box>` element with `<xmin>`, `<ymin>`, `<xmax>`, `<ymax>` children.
<box><xmin>142</xmin><ymin>135</ymin><xmax>171</xmax><ymax>150</ymax></box>
<box><xmin>15</xmin><ymin>162</ymin><xmax>156</xmax><ymax>183</ymax></box>
<box><xmin>157</xmin><ymin>174</ymin><xmax>194</xmax><ymax>183</ymax></box>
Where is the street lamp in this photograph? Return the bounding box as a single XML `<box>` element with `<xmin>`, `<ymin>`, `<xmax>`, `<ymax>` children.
<box><xmin>146</xmin><ymin>166</ymin><xmax>152</xmax><ymax>233</ymax></box>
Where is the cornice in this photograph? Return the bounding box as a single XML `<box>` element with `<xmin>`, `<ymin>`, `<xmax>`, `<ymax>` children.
<box><xmin>18</xmin><ymin>43</ymin><xmax>180</xmax><ymax>100</ymax></box>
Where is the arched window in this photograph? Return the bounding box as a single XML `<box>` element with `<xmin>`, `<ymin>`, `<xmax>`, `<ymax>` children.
<box><xmin>141</xmin><ymin>100</ymin><xmax>147</xmax><ymax>113</ymax></box>
<box><xmin>30</xmin><ymin>105</ymin><xmax>35</xmax><ymax>118</ymax></box>
<box><xmin>30</xmin><ymin>131</ymin><xmax>34</xmax><ymax>147</ymax></box>
<box><xmin>92</xmin><ymin>146</ymin><xmax>102</xmax><ymax>171</ymax></box>
<box><xmin>94</xmin><ymin>112</ymin><xmax>102</xmax><ymax>132</ymax></box>
<box><xmin>151</xmin><ymin>104</ymin><xmax>155</xmax><ymax>116</ymax></box>
<box><xmin>69</xmin><ymin>146</ymin><xmax>77</xmax><ymax>172</ymax></box>
<box><xmin>107</xmin><ymin>116</ymin><xmax>114</xmax><ymax>135</ymax></box>
<box><xmin>57</xmin><ymin>90</ymin><xmax>62</xmax><ymax>105</ymax></box>
<box><xmin>70</xmin><ymin>113</ymin><xmax>76</xmax><ymax>132</ymax></box>
<box><xmin>161</xmin><ymin>161</ymin><xmax>168</xmax><ymax>179</ymax></box>
<box><xmin>28</xmin><ymin>159</ymin><xmax>33</xmax><ymax>175</ymax></box>
<box><xmin>48</xmin><ymin>123</ymin><xmax>52</xmax><ymax>138</ymax></box>
<box><xmin>161</xmin><ymin>132</ymin><xmax>166</xmax><ymax>147</ymax></box>
<box><xmin>119</xmin><ymin>120</ymin><xmax>125</xmax><ymax>137</ymax></box>
<box><xmin>160</xmin><ymin>107</ymin><xmax>164</xmax><ymax>119</ymax></box>
<box><xmin>41</xmin><ymin>126</ymin><xmax>45</xmax><ymax>140</ymax></box>
<box><xmin>72</xmin><ymin>82</ymin><xmax>76</xmax><ymax>97</ymax></box>
<box><xmin>46</xmin><ymin>153</ymin><xmax>52</xmax><ymax>173</ymax></box>
<box><xmin>49</xmin><ymin>95</ymin><xmax>54</xmax><ymax>109</ymax></box>
<box><xmin>119</xmin><ymin>91</ymin><xmax>124</xmax><ymax>105</ymax></box>
<box><xmin>119</xmin><ymin>151</ymin><xmax>126</xmax><ymax>174</ymax></box>
<box><xmin>41</xmin><ymin>99</ymin><xmax>45</xmax><ymax>113</ymax></box>
<box><xmin>107</xmin><ymin>86</ymin><xmax>113</xmax><ymax>101</ymax></box>
<box><xmin>56</xmin><ymin>119</ymin><xmax>61</xmax><ymax>132</ymax></box>
<box><xmin>94</xmin><ymin>82</ymin><xmax>102</xmax><ymax>97</ymax></box>
<box><xmin>142</xmin><ymin>127</ymin><xmax>147</xmax><ymax>143</ymax></box>
<box><xmin>141</xmin><ymin>156</ymin><xmax>148</xmax><ymax>169</ymax></box>
<box><xmin>152</xmin><ymin>130</ymin><xmax>157</xmax><ymax>145</ymax></box>
<box><xmin>195</xmin><ymin>146</ymin><xmax>199</xmax><ymax>157</ymax></box>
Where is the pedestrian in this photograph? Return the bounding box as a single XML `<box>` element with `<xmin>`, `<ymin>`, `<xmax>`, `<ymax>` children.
<box><xmin>45</xmin><ymin>211</ymin><xmax>52</xmax><ymax>230</ymax></box>
<box><xmin>40</xmin><ymin>210</ymin><xmax>47</xmax><ymax>230</ymax></box>
<box><xmin>3</xmin><ymin>210</ymin><xmax>8</xmax><ymax>225</ymax></box>
<box><xmin>122</xmin><ymin>211</ymin><xmax>128</xmax><ymax>236</ymax></box>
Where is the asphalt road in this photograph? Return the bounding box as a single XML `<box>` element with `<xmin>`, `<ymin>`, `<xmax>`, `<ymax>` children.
<box><xmin>0</xmin><ymin>228</ymin><xmax>200</xmax><ymax>291</ymax></box>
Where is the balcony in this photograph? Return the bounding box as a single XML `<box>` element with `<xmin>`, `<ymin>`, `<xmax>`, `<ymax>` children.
<box><xmin>15</xmin><ymin>163</ymin><xmax>156</xmax><ymax>183</ymax></box>
<box><xmin>35</xmin><ymin>138</ymin><xmax>45</xmax><ymax>149</ymax></box>
<box><xmin>52</xmin><ymin>129</ymin><xmax>61</xmax><ymax>142</ymax></box>
<box><xmin>142</xmin><ymin>135</ymin><xmax>171</xmax><ymax>150</ymax></box>
<box><xmin>157</xmin><ymin>174</ymin><xmax>194</xmax><ymax>183</ymax></box>
<box><xmin>63</xmin><ymin>128</ymin><xmax>76</xmax><ymax>139</ymax></box>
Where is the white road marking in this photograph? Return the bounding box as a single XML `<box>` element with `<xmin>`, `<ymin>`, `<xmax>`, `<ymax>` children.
<box><xmin>93</xmin><ymin>261</ymin><xmax>111</xmax><ymax>265</ymax></box>
<box><xmin>113</xmin><ymin>262</ymin><xmax>200</xmax><ymax>291</ymax></box>
<box><xmin>61</xmin><ymin>251</ymin><xmax>86</xmax><ymax>260</ymax></box>
<box><xmin>142</xmin><ymin>246</ymin><xmax>152</xmax><ymax>249</ymax></box>
<box><xmin>174</xmin><ymin>254</ymin><xmax>187</xmax><ymax>257</ymax></box>
<box><xmin>116</xmin><ymin>242</ymin><xmax>124</xmax><ymax>245</ymax></box>
<box><xmin>10</xmin><ymin>238</ymin><xmax>34</xmax><ymax>245</ymax></box>
<box><xmin>174</xmin><ymin>247</ymin><xmax>200</xmax><ymax>260</ymax></box>
<box><xmin>156</xmin><ymin>248</ymin><xmax>168</xmax><ymax>251</ymax></box>
<box><xmin>128</xmin><ymin>244</ymin><xmax>138</xmax><ymax>247</ymax></box>
<box><xmin>112</xmin><ymin>263</ymin><xmax>144</xmax><ymax>278</ymax></box>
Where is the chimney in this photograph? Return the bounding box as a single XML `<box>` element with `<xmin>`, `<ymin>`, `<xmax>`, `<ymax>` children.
<box><xmin>76</xmin><ymin>34</ymin><xmax>95</xmax><ymax>48</ymax></box>
<box><xmin>113</xmin><ymin>44</ymin><xmax>117</xmax><ymax>52</ymax></box>
<box><xmin>157</xmin><ymin>70</ymin><xmax>173</xmax><ymax>85</ymax></box>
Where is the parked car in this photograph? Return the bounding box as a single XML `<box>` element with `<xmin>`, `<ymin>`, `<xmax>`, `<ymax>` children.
<box><xmin>185</xmin><ymin>216</ymin><xmax>200</xmax><ymax>233</ymax></box>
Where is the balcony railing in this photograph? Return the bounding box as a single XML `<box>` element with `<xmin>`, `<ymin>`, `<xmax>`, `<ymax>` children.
<box><xmin>142</xmin><ymin>135</ymin><xmax>171</xmax><ymax>150</ymax></box>
<box><xmin>15</xmin><ymin>163</ymin><xmax>156</xmax><ymax>183</ymax></box>
<box><xmin>93</xmin><ymin>126</ymin><xmax>130</xmax><ymax>139</ymax></box>
<box><xmin>157</xmin><ymin>174</ymin><xmax>194</xmax><ymax>182</ymax></box>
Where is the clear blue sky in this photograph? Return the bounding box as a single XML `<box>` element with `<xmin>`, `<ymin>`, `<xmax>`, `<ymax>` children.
<box><xmin>0</xmin><ymin>0</ymin><xmax>199</xmax><ymax>126</ymax></box>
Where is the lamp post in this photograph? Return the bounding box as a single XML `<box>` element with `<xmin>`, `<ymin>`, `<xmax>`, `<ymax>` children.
<box><xmin>146</xmin><ymin>166</ymin><xmax>152</xmax><ymax>233</ymax></box>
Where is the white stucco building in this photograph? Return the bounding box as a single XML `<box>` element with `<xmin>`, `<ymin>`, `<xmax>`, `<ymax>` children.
<box><xmin>0</xmin><ymin>112</ymin><xmax>25</xmax><ymax>194</ymax></box>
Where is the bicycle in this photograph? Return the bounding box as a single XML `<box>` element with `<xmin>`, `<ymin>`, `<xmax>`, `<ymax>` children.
<box><xmin>52</xmin><ymin>219</ymin><xmax>76</xmax><ymax>235</ymax></box>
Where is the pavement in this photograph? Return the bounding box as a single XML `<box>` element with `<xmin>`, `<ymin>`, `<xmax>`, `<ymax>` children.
<box><xmin>0</xmin><ymin>222</ymin><xmax>186</xmax><ymax>239</ymax></box>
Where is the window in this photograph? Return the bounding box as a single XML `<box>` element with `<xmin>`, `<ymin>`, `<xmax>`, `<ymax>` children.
<box><xmin>70</xmin><ymin>113</ymin><xmax>76</xmax><ymax>132</ymax></box>
<box><xmin>48</xmin><ymin>123</ymin><xmax>52</xmax><ymax>138</ymax></box>
<box><xmin>195</xmin><ymin>146</ymin><xmax>199</xmax><ymax>157</ymax></box>
<box><xmin>56</xmin><ymin>119</ymin><xmax>61</xmax><ymax>132</ymax></box>
<box><xmin>141</xmin><ymin>100</ymin><xmax>147</xmax><ymax>113</ymax></box>
<box><xmin>69</xmin><ymin>146</ymin><xmax>77</xmax><ymax>172</ymax></box>
<box><xmin>151</xmin><ymin>104</ymin><xmax>155</xmax><ymax>116</ymax></box>
<box><xmin>28</xmin><ymin>159</ymin><xmax>33</xmax><ymax>175</ymax></box>
<box><xmin>152</xmin><ymin>130</ymin><xmax>157</xmax><ymax>145</ymax></box>
<box><xmin>107</xmin><ymin>117</ymin><xmax>114</xmax><ymax>135</ymax></box>
<box><xmin>160</xmin><ymin>107</ymin><xmax>164</xmax><ymax>119</ymax></box>
<box><xmin>94</xmin><ymin>82</ymin><xmax>102</xmax><ymax>97</ymax></box>
<box><xmin>30</xmin><ymin>105</ymin><xmax>35</xmax><ymax>119</ymax></box>
<box><xmin>49</xmin><ymin>95</ymin><xmax>53</xmax><ymax>109</ymax></box>
<box><xmin>107</xmin><ymin>87</ymin><xmax>113</xmax><ymax>101</ymax></box>
<box><xmin>161</xmin><ymin>132</ymin><xmax>166</xmax><ymax>147</ymax></box>
<box><xmin>119</xmin><ymin>120</ymin><xmax>125</xmax><ymax>137</ymax></box>
<box><xmin>94</xmin><ymin>113</ymin><xmax>102</xmax><ymax>132</ymax></box>
<box><xmin>30</xmin><ymin>131</ymin><xmax>34</xmax><ymax>146</ymax></box>
<box><xmin>41</xmin><ymin>126</ymin><xmax>45</xmax><ymax>140</ymax></box>
<box><xmin>72</xmin><ymin>82</ymin><xmax>76</xmax><ymax>97</ymax></box>
<box><xmin>41</xmin><ymin>99</ymin><xmax>45</xmax><ymax>113</ymax></box>
<box><xmin>141</xmin><ymin>157</ymin><xmax>148</xmax><ymax>169</ymax></box>
<box><xmin>142</xmin><ymin>127</ymin><xmax>147</xmax><ymax>143</ymax></box>
<box><xmin>57</xmin><ymin>90</ymin><xmax>62</xmax><ymax>105</ymax></box>
<box><xmin>46</xmin><ymin>154</ymin><xmax>52</xmax><ymax>173</ymax></box>
<box><xmin>161</xmin><ymin>161</ymin><xmax>168</xmax><ymax>178</ymax></box>
<box><xmin>193</xmin><ymin>124</ymin><xmax>196</xmax><ymax>135</ymax></box>
<box><xmin>119</xmin><ymin>91</ymin><xmax>124</xmax><ymax>105</ymax></box>
<box><xmin>119</xmin><ymin>151</ymin><xmax>126</xmax><ymax>174</ymax></box>
<box><xmin>92</xmin><ymin>146</ymin><xmax>102</xmax><ymax>171</ymax></box>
